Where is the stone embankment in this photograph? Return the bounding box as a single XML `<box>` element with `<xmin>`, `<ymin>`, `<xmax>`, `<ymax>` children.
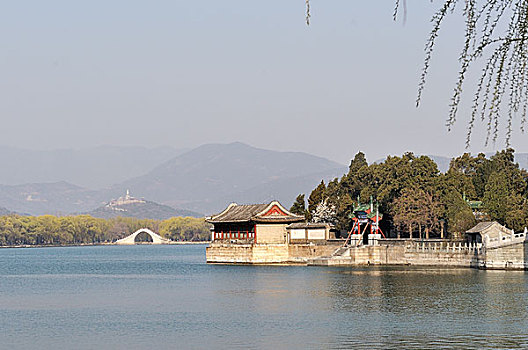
<box><xmin>206</xmin><ymin>243</ymin><xmax>337</xmax><ymax>264</ymax></box>
<box><xmin>311</xmin><ymin>238</ymin><xmax>528</xmax><ymax>269</ymax></box>
<box><xmin>309</xmin><ymin>240</ymin><xmax>482</xmax><ymax>267</ymax></box>
<box><xmin>207</xmin><ymin>237</ymin><xmax>528</xmax><ymax>270</ymax></box>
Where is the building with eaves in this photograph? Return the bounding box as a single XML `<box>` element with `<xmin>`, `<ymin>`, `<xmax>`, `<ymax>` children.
<box><xmin>207</xmin><ymin>201</ymin><xmax>304</xmax><ymax>244</ymax></box>
<box><xmin>206</xmin><ymin>200</ymin><xmax>345</xmax><ymax>264</ymax></box>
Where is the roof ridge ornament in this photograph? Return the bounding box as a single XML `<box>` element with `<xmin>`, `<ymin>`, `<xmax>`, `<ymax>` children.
<box><xmin>207</xmin><ymin>201</ymin><xmax>304</xmax><ymax>223</ymax></box>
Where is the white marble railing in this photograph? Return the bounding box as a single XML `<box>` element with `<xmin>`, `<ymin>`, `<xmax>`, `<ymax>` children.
<box><xmin>407</xmin><ymin>241</ymin><xmax>483</xmax><ymax>254</ymax></box>
<box><xmin>484</xmin><ymin>230</ymin><xmax>527</xmax><ymax>248</ymax></box>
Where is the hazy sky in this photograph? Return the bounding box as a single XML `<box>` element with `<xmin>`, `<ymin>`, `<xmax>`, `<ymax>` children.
<box><xmin>2</xmin><ymin>1</ymin><xmax>527</xmax><ymax>164</ymax></box>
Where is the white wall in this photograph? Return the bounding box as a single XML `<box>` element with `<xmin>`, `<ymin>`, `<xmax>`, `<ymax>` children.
<box><xmin>290</xmin><ymin>228</ymin><xmax>306</xmax><ymax>240</ymax></box>
<box><xmin>307</xmin><ymin>229</ymin><xmax>326</xmax><ymax>240</ymax></box>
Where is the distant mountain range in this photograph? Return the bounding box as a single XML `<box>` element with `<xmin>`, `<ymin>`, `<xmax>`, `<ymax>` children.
<box><xmin>0</xmin><ymin>142</ymin><xmax>347</xmax><ymax>216</ymax></box>
<box><xmin>0</xmin><ymin>181</ymin><xmax>102</xmax><ymax>216</ymax></box>
<box><xmin>1</xmin><ymin>143</ymin><xmax>528</xmax><ymax>217</ymax></box>
<box><xmin>0</xmin><ymin>145</ymin><xmax>186</xmax><ymax>189</ymax></box>
<box><xmin>111</xmin><ymin>142</ymin><xmax>347</xmax><ymax>214</ymax></box>
<box><xmin>0</xmin><ymin>206</ymin><xmax>14</xmax><ymax>216</ymax></box>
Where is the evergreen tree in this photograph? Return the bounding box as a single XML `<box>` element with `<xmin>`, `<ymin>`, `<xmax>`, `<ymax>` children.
<box><xmin>483</xmin><ymin>149</ymin><xmax>528</xmax><ymax>231</ymax></box>
<box><xmin>483</xmin><ymin>172</ymin><xmax>527</xmax><ymax>232</ymax></box>
<box><xmin>348</xmin><ymin>151</ymin><xmax>368</xmax><ymax>173</ymax></box>
<box><xmin>442</xmin><ymin>190</ymin><xmax>476</xmax><ymax>239</ymax></box>
<box><xmin>324</xmin><ymin>178</ymin><xmax>354</xmax><ymax>230</ymax></box>
<box><xmin>290</xmin><ymin>194</ymin><xmax>307</xmax><ymax>217</ymax></box>
<box><xmin>307</xmin><ymin>180</ymin><xmax>326</xmax><ymax>222</ymax></box>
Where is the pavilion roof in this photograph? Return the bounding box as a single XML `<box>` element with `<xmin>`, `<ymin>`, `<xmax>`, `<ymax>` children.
<box><xmin>466</xmin><ymin>221</ymin><xmax>496</xmax><ymax>233</ymax></box>
<box><xmin>207</xmin><ymin>201</ymin><xmax>304</xmax><ymax>224</ymax></box>
<box><xmin>466</xmin><ymin>221</ymin><xmax>512</xmax><ymax>239</ymax></box>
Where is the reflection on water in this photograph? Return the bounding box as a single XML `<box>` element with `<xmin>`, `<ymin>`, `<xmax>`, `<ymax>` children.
<box><xmin>0</xmin><ymin>246</ymin><xmax>527</xmax><ymax>349</ymax></box>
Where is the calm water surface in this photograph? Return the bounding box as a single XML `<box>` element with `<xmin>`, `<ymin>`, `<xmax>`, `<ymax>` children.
<box><xmin>1</xmin><ymin>245</ymin><xmax>527</xmax><ymax>349</ymax></box>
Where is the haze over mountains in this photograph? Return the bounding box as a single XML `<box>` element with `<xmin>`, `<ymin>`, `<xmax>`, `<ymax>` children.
<box><xmin>0</xmin><ymin>182</ymin><xmax>101</xmax><ymax>216</ymax></box>
<box><xmin>0</xmin><ymin>206</ymin><xmax>14</xmax><ymax>216</ymax></box>
<box><xmin>1</xmin><ymin>142</ymin><xmax>527</xmax><ymax>217</ymax></box>
<box><xmin>111</xmin><ymin>142</ymin><xmax>348</xmax><ymax>213</ymax></box>
<box><xmin>0</xmin><ymin>145</ymin><xmax>186</xmax><ymax>189</ymax></box>
<box><xmin>0</xmin><ymin>143</ymin><xmax>347</xmax><ymax>216</ymax></box>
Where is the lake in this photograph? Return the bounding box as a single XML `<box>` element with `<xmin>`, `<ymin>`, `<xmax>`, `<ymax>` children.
<box><xmin>1</xmin><ymin>245</ymin><xmax>527</xmax><ymax>349</ymax></box>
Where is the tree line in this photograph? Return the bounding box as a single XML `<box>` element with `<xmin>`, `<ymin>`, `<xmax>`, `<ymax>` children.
<box><xmin>0</xmin><ymin>215</ymin><xmax>211</xmax><ymax>246</ymax></box>
<box><xmin>291</xmin><ymin>149</ymin><xmax>528</xmax><ymax>239</ymax></box>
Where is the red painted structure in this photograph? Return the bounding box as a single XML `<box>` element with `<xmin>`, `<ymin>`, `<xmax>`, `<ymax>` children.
<box><xmin>345</xmin><ymin>200</ymin><xmax>385</xmax><ymax>246</ymax></box>
<box><xmin>207</xmin><ymin>201</ymin><xmax>304</xmax><ymax>244</ymax></box>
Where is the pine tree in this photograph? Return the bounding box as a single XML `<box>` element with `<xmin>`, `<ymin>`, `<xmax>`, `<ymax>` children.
<box><xmin>307</xmin><ymin>180</ymin><xmax>326</xmax><ymax>222</ymax></box>
<box><xmin>443</xmin><ymin>191</ymin><xmax>476</xmax><ymax>239</ymax></box>
<box><xmin>483</xmin><ymin>149</ymin><xmax>528</xmax><ymax>231</ymax></box>
<box><xmin>290</xmin><ymin>194</ymin><xmax>307</xmax><ymax>218</ymax></box>
<box><xmin>348</xmin><ymin>151</ymin><xmax>368</xmax><ymax>174</ymax></box>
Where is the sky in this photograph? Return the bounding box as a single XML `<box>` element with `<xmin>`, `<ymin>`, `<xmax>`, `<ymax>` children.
<box><xmin>1</xmin><ymin>0</ymin><xmax>527</xmax><ymax>165</ymax></box>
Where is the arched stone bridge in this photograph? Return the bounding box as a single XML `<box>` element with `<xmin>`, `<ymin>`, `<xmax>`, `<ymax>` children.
<box><xmin>115</xmin><ymin>228</ymin><xmax>172</xmax><ymax>245</ymax></box>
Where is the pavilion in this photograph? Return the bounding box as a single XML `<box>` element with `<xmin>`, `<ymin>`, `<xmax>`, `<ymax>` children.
<box><xmin>207</xmin><ymin>201</ymin><xmax>304</xmax><ymax>244</ymax></box>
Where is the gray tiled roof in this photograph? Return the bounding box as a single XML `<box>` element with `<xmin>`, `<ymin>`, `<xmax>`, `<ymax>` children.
<box><xmin>287</xmin><ymin>222</ymin><xmax>332</xmax><ymax>229</ymax></box>
<box><xmin>209</xmin><ymin>203</ymin><xmax>268</xmax><ymax>222</ymax></box>
<box><xmin>466</xmin><ymin>221</ymin><xmax>496</xmax><ymax>233</ymax></box>
<box><xmin>207</xmin><ymin>201</ymin><xmax>304</xmax><ymax>223</ymax></box>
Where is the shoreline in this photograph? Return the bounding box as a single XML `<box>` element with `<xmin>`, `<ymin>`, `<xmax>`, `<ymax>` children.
<box><xmin>0</xmin><ymin>241</ymin><xmax>211</xmax><ymax>249</ymax></box>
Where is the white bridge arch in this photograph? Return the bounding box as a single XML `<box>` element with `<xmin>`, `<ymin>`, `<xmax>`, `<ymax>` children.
<box><xmin>115</xmin><ymin>228</ymin><xmax>172</xmax><ymax>245</ymax></box>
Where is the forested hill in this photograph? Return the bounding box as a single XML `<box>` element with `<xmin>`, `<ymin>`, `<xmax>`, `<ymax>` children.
<box><xmin>88</xmin><ymin>200</ymin><xmax>202</xmax><ymax>220</ymax></box>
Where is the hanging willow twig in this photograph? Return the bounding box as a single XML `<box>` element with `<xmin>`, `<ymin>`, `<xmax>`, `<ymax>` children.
<box><xmin>393</xmin><ymin>0</ymin><xmax>408</xmax><ymax>23</ymax></box>
<box><xmin>406</xmin><ymin>0</ymin><xmax>528</xmax><ymax>147</ymax></box>
<box><xmin>306</xmin><ymin>0</ymin><xmax>311</xmax><ymax>26</ymax></box>
<box><xmin>305</xmin><ymin>1</ymin><xmax>528</xmax><ymax>147</ymax></box>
